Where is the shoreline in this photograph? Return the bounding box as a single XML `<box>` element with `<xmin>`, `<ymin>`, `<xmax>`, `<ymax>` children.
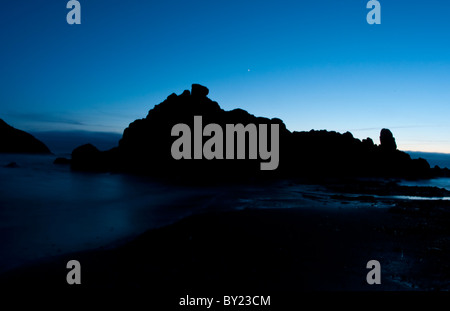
<box><xmin>2</xmin><ymin>188</ymin><xmax>449</xmax><ymax>292</ymax></box>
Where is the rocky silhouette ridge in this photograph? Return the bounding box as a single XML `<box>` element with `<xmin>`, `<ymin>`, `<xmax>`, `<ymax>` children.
<box><xmin>71</xmin><ymin>84</ymin><xmax>439</xmax><ymax>180</ymax></box>
<box><xmin>0</xmin><ymin>119</ymin><xmax>51</xmax><ymax>154</ymax></box>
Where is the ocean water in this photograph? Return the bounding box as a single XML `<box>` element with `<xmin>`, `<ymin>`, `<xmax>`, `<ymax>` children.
<box><xmin>1</xmin><ymin>152</ymin><xmax>450</xmax><ymax>275</ymax></box>
<box><xmin>399</xmin><ymin>177</ymin><xmax>450</xmax><ymax>191</ymax></box>
<box><xmin>0</xmin><ymin>154</ymin><xmax>231</xmax><ymax>274</ymax></box>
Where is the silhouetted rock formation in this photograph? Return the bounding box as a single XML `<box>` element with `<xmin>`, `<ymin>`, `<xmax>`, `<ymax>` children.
<box><xmin>0</xmin><ymin>119</ymin><xmax>51</xmax><ymax>154</ymax></box>
<box><xmin>191</xmin><ymin>83</ymin><xmax>209</xmax><ymax>97</ymax></box>
<box><xmin>432</xmin><ymin>165</ymin><xmax>450</xmax><ymax>177</ymax></box>
<box><xmin>71</xmin><ymin>144</ymin><xmax>103</xmax><ymax>171</ymax></box>
<box><xmin>70</xmin><ymin>84</ymin><xmax>434</xmax><ymax>180</ymax></box>
<box><xmin>380</xmin><ymin>128</ymin><xmax>397</xmax><ymax>152</ymax></box>
<box><xmin>284</xmin><ymin>129</ymin><xmax>430</xmax><ymax>179</ymax></box>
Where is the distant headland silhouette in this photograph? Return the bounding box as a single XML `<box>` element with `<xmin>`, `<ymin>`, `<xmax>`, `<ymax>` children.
<box><xmin>69</xmin><ymin>84</ymin><xmax>444</xmax><ymax>180</ymax></box>
<box><xmin>0</xmin><ymin>119</ymin><xmax>51</xmax><ymax>154</ymax></box>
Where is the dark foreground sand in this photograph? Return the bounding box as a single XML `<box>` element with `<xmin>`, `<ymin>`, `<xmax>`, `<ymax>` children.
<box><xmin>1</xmin><ymin>196</ymin><xmax>449</xmax><ymax>294</ymax></box>
<box><xmin>1</xmin><ymin>181</ymin><xmax>450</xmax><ymax>310</ymax></box>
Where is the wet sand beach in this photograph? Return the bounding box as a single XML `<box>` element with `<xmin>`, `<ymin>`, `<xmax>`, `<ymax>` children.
<box><xmin>2</xmin><ymin>180</ymin><xmax>449</xmax><ymax>295</ymax></box>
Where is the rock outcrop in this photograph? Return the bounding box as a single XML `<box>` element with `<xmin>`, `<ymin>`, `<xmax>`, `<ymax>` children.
<box><xmin>380</xmin><ymin>128</ymin><xmax>397</xmax><ymax>152</ymax></box>
<box><xmin>70</xmin><ymin>84</ymin><xmax>433</xmax><ymax>180</ymax></box>
<box><xmin>0</xmin><ymin>119</ymin><xmax>51</xmax><ymax>154</ymax></box>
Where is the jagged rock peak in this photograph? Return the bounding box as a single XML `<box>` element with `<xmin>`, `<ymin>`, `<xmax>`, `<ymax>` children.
<box><xmin>191</xmin><ymin>84</ymin><xmax>209</xmax><ymax>97</ymax></box>
<box><xmin>380</xmin><ymin>128</ymin><xmax>397</xmax><ymax>151</ymax></box>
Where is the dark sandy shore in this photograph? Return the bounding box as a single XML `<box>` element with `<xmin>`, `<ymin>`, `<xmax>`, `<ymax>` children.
<box><xmin>1</xmin><ymin>180</ymin><xmax>450</xmax><ymax>298</ymax></box>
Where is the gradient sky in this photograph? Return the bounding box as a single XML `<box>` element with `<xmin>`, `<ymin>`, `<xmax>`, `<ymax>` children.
<box><xmin>1</xmin><ymin>0</ymin><xmax>450</xmax><ymax>152</ymax></box>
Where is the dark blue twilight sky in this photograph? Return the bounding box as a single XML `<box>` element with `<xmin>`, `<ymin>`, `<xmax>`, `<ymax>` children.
<box><xmin>1</xmin><ymin>0</ymin><xmax>449</xmax><ymax>152</ymax></box>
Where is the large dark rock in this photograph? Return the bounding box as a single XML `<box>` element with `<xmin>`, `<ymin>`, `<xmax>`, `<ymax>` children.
<box><xmin>70</xmin><ymin>84</ymin><xmax>433</xmax><ymax>180</ymax></box>
<box><xmin>191</xmin><ymin>84</ymin><xmax>209</xmax><ymax>97</ymax></box>
<box><xmin>71</xmin><ymin>144</ymin><xmax>108</xmax><ymax>171</ymax></box>
<box><xmin>0</xmin><ymin>119</ymin><xmax>51</xmax><ymax>154</ymax></box>
<box><xmin>380</xmin><ymin>128</ymin><xmax>397</xmax><ymax>152</ymax></box>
